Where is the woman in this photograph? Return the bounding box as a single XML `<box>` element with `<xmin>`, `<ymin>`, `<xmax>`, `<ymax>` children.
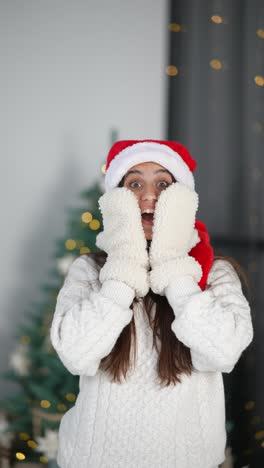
<box><xmin>50</xmin><ymin>139</ymin><xmax>253</xmax><ymax>468</ymax></box>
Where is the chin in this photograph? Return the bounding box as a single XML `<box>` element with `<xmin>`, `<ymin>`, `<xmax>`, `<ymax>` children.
<box><xmin>144</xmin><ymin>230</ymin><xmax>153</xmax><ymax>241</ymax></box>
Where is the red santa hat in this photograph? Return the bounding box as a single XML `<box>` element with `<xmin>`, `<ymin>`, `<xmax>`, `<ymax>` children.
<box><xmin>104</xmin><ymin>139</ymin><xmax>196</xmax><ymax>192</ymax></box>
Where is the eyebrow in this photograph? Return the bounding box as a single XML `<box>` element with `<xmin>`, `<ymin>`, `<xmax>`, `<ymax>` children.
<box><xmin>124</xmin><ymin>169</ymin><xmax>172</xmax><ymax>179</ymax></box>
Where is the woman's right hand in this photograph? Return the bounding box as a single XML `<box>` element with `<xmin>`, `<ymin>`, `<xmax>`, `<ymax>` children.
<box><xmin>96</xmin><ymin>187</ymin><xmax>150</xmax><ymax>297</ymax></box>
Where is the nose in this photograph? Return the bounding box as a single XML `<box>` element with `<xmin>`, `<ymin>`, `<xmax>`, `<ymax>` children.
<box><xmin>141</xmin><ymin>186</ymin><xmax>158</xmax><ymax>201</ymax></box>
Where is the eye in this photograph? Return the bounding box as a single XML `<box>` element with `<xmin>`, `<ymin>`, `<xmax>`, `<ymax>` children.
<box><xmin>129</xmin><ymin>180</ymin><xmax>142</xmax><ymax>189</ymax></box>
<box><xmin>157</xmin><ymin>180</ymin><xmax>171</xmax><ymax>189</ymax></box>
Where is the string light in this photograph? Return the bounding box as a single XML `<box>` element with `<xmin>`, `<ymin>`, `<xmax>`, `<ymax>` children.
<box><xmin>256</xmin><ymin>29</ymin><xmax>264</xmax><ymax>39</ymax></box>
<box><xmin>255</xmin><ymin>430</ymin><xmax>264</xmax><ymax>440</ymax></box>
<box><xmin>89</xmin><ymin>219</ymin><xmax>100</xmax><ymax>230</ymax></box>
<box><xmin>65</xmin><ymin>393</ymin><xmax>76</xmax><ymax>402</ymax></box>
<box><xmin>27</xmin><ymin>440</ymin><xmax>38</xmax><ymax>448</ymax></box>
<box><xmin>254</xmin><ymin>75</ymin><xmax>264</xmax><ymax>86</ymax></box>
<box><xmin>19</xmin><ymin>433</ymin><xmax>30</xmax><ymax>441</ymax></box>
<box><xmin>39</xmin><ymin>456</ymin><xmax>48</xmax><ymax>463</ymax></box>
<box><xmin>40</xmin><ymin>400</ymin><xmax>51</xmax><ymax>409</ymax></box>
<box><xmin>57</xmin><ymin>403</ymin><xmax>67</xmax><ymax>411</ymax></box>
<box><xmin>211</xmin><ymin>15</ymin><xmax>223</xmax><ymax>24</ymax></box>
<box><xmin>82</xmin><ymin>212</ymin><xmax>93</xmax><ymax>223</ymax></box>
<box><xmin>65</xmin><ymin>239</ymin><xmax>76</xmax><ymax>250</ymax></box>
<box><xmin>165</xmin><ymin>65</ymin><xmax>178</xmax><ymax>76</ymax></box>
<box><xmin>80</xmin><ymin>246</ymin><xmax>91</xmax><ymax>254</ymax></box>
<box><xmin>16</xmin><ymin>453</ymin><xmax>26</xmax><ymax>460</ymax></box>
<box><xmin>168</xmin><ymin>23</ymin><xmax>181</xmax><ymax>32</ymax></box>
<box><xmin>210</xmin><ymin>59</ymin><xmax>223</xmax><ymax>70</ymax></box>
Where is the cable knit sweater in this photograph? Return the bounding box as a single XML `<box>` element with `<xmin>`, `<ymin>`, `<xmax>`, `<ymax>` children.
<box><xmin>50</xmin><ymin>254</ymin><xmax>253</xmax><ymax>468</ymax></box>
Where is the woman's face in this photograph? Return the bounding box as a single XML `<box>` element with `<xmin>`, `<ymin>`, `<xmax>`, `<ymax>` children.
<box><xmin>123</xmin><ymin>162</ymin><xmax>174</xmax><ymax>240</ymax></box>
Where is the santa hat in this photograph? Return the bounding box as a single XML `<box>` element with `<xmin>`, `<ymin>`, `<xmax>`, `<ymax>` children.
<box><xmin>104</xmin><ymin>139</ymin><xmax>196</xmax><ymax>192</ymax></box>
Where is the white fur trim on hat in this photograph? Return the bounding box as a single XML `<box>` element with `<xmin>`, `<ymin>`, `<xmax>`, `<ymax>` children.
<box><xmin>104</xmin><ymin>142</ymin><xmax>195</xmax><ymax>192</ymax></box>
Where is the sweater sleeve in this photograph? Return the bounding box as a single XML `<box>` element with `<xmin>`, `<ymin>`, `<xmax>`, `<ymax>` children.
<box><xmin>165</xmin><ymin>259</ymin><xmax>253</xmax><ymax>373</ymax></box>
<box><xmin>50</xmin><ymin>255</ymin><xmax>134</xmax><ymax>376</ymax></box>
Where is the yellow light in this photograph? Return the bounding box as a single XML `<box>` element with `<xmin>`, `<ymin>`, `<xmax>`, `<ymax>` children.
<box><xmin>245</xmin><ymin>400</ymin><xmax>255</xmax><ymax>410</ymax></box>
<box><xmin>210</xmin><ymin>59</ymin><xmax>223</xmax><ymax>70</ymax></box>
<box><xmin>80</xmin><ymin>246</ymin><xmax>91</xmax><ymax>255</ymax></box>
<box><xmin>57</xmin><ymin>403</ymin><xmax>67</xmax><ymax>412</ymax></box>
<box><xmin>16</xmin><ymin>453</ymin><xmax>26</xmax><ymax>460</ymax></box>
<box><xmin>19</xmin><ymin>432</ymin><xmax>30</xmax><ymax>440</ymax></box>
<box><xmin>27</xmin><ymin>440</ymin><xmax>38</xmax><ymax>448</ymax></box>
<box><xmin>261</xmin><ymin>440</ymin><xmax>264</xmax><ymax>448</ymax></box>
<box><xmin>89</xmin><ymin>219</ymin><xmax>101</xmax><ymax>230</ymax></box>
<box><xmin>256</xmin><ymin>29</ymin><xmax>264</xmax><ymax>39</ymax></box>
<box><xmin>101</xmin><ymin>163</ymin><xmax>107</xmax><ymax>174</ymax></box>
<box><xmin>82</xmin><ymin>212</ymin><xmax>93</xmax><ymax>223</ymax></box>
<box><xmin>165</xmin><ymin>65</ymin><xmax>178</xmax><ymax>76</ymax></box>
<box><xmin>65</xmin><ymin>239</ymin><xmax>77</xmax><ymax>250</ymax></box>
<box><xmin>255</xmin><ymin>430</ymin><xmax>264</xmax><ymax>440</ymax></box>
<box><xmin>254</xmin><ymin>75</ymin><xmax>264</xmax><ymax>86</ymax></box>
<box><xmin>168</xmin><ymin>23</ymin><xmax>181</xmax><ymax>32</ymax></box>
<box><xmin>40</xmin><ymin>400</ymin><xmax>51</xmax><ymax>409</ymax></box>
<box><xmin>65</xmin><ymin>393</ymin><xmax>76</xmax><ymax>402</ymax></box>
<box><xmin>211</xmin><ymin>15</ymin><xmax>223</xmax><ymax>24</ymax></box>
<box><xmin>39</xmin><ymin>456</ymin><xmax>49</xmax><ymax>463</ymax></box>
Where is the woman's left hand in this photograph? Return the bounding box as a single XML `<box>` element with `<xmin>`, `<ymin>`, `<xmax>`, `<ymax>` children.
<box><xmin>149</xmin><ymin>182</ymin><xmax>202</xmax><ymax>295</ymax></box>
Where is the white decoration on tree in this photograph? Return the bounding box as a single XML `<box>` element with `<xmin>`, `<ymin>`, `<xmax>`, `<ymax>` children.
<box><xmin>0</xmin><ymin>412</ymin><xmax>14</xmax><ymax>448</ymax></box>
<box><xmin>57</xmin><ymin>255</ymin><xmax>75</xmax><ymax>276</ymax></box>
<box><xmin>9</xmin><ymin>344</ymin><xmax>30</xmax><ymax>376</ymax></box>
<box><xmin>35</xmin><ymin>429</ymin><xmax>59</xmax><ymax>460</ymax></box>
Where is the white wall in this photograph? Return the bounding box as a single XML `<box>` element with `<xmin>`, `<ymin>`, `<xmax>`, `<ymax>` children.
<box><xmin>0</xmin><ymin>0</ymin><xmax>168</xmax><ymax>396</ymax></box>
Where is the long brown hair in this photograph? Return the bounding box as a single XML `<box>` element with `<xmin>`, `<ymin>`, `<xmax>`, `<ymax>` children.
<box><xmin>87</xmin><ymin>251</ymin><xmax>251</xmax><ymax>387</ymax></box>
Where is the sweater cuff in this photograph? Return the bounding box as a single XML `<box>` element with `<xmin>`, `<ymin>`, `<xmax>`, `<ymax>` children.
<box><xmin>165</xmin><ymin>276</ymin><xmax>201</xmax><ymax>317</ymax></box>
<box><xmin>100</xmin><ymin>280</ymin><xmax>135</xmax><ymax>308</ymax></box>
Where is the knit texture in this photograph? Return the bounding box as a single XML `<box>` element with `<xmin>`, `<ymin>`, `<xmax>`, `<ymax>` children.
<box><xmin>50</xmin><ymin>255</ymin><xmax>253</xmax><ymax>468</ymax></box>
<box><xmin>96</xmin><ymin>187</ymin><xmax>149</xmax><ymax>297</ymax></box>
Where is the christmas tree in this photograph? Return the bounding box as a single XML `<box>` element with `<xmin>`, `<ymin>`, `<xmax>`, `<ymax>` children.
<box><xmin>0</xmin><ymin>148</ymin><xmax>107</xmax><ymax>466</ymax></box>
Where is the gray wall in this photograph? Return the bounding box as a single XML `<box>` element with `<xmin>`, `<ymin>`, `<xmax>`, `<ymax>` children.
<box><xmin>0</xmin><ymin>0</ymin><xmax>168</xmax><ymax>397</ymax></box>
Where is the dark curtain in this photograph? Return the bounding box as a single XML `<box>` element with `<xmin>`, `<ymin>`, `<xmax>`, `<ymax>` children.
<box><xmin>167</xmin><ymin>1</ymin><xmax>264</xmax><ymax>467</ymax></box>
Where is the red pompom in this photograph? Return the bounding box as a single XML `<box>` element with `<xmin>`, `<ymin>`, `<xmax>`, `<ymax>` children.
<box><xmin>190</xmin><ymin>220</ymin><xmax>214</xmax><ymax>291</ymax></box>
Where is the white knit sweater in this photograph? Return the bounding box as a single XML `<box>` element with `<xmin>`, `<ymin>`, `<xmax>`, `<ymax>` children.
<box><xmin>50</xmin><ymin>254</ymin><xmax>253</xmax><ymax>468</ymax></box>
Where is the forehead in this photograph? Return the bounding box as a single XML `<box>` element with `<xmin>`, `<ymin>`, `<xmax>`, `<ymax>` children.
<box><xmin>125</xmin><ymin>161</ymin><xmax>167</xmax><ymax>174</ymax></box>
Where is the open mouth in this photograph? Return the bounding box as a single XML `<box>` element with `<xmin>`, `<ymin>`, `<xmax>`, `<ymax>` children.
<box><xmin>141</xmin><ymin>212</ymin><xmax>154</xmax><ymax>226</ymax></box>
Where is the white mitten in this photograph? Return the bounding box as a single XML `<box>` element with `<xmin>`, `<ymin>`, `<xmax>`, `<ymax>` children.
<box><xmin>96</xmin><ymin>187</ymin><xmax>149</xmax><ymax>297</ymax></box>
<box><xmin>149</xmin><ymin>182</ymin><xmax>202</xmax><ymax>295</ymax></box>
